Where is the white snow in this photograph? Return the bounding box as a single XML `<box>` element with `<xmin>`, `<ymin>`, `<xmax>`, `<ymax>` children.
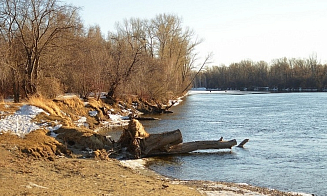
<box><xmin>108</xmin><ymin>114</ymin><xmax>122</xmax><ymax>122</ymax></box>
<box><xmin>75</xmin><ymin>116</ymin><xmax>89</xmax><ymax>128</ymax></box>
<box><xmin>77</xmin><ymin>116</ymin><xmax>87</xmax><ymax>123</ymax></box>
<box><xmin>0</xmin><ymin>105</ymin><xmax>47</xmax><ymax>137</ymax></box>
<box><xmin>106</xmin><ymin>114</ymin><xmax>129</xmax><ymax>127</ymax></box>
<box><xmin>0</xmin><ymin>103</ymin><xmax>129</xmax><ymax>137</ymax></box>
<box><xmin>48</xmin><ymin>124</ymin><xmax>62</xmax><ymax>137</ymax></box>
<box><xmin>120</xmin><ymin>159</ymin><xmax>147</xmax><ymax>170</ymax></box>
<box><xmin>169</xmin><ymin>97</ymin><xmax>183</xmax><ymax>106</ymax></box>
<box><xmin>89</xmin><ymin>110</ymin><xmax>98</xmax><ymax>117</ymax></box>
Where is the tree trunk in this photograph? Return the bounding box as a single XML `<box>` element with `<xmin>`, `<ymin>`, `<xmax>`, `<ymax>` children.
<box><xmin>141</xmin><ymin>129</ymin><xmax>183</xmax><ymax>155</ymax></box>
<box><xmin>11</xmin><ymin>68</ymin><xmax>20</xmax><ymax>103</ymax></box>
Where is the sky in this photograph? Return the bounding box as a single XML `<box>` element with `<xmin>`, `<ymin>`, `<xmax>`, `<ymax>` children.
<box><xmin>64</xmin><ymin>0</ymin><xmax>327</xmax><ymax>66</ymax></box>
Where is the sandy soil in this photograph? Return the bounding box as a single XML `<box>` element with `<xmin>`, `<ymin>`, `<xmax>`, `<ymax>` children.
<box><xmin>0</xmin><ymin>133</ymin><xmax>201</xmax><ymax>196</ymax></box>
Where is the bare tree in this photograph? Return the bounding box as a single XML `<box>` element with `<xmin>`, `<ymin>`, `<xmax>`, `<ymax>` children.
<box><xmin>105</xmin><ymin>19</ymin><xmax>147</xmax><ymax>99</ymax></box>
<box><xmin>150</xmin><ymin>14</ymin><xmax>202</xmax><ymax>95</ymax></box>
<box><xmin>0</xmin><ymin>0</ymin><xmax>80</xmax><ymax>99</ymax></box>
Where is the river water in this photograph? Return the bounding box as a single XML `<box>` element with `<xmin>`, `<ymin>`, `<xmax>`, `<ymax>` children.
<box><xmin>140</xmin><ymin>91</ymin><xmax>327</xmax><ymax>196</ymax></box>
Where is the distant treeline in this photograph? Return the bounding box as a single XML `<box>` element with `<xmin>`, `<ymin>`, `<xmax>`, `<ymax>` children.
<box><xmin>0</xmin><ymin>0</ymin><xmax>200</xmax><ymax>102</ymax></box>
<box><xmin>194</xmin><ymin>56</ymin><xmax>327</xmax><ymax>91</ymax></box>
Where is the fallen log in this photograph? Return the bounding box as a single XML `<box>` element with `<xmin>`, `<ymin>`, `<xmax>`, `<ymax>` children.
<box><xmin>142</xmin><ymin>129</ymin><xmax>183</xmax><ymax>155</ymax></box>
<box><xmin>136</xmin><ymin>98</ymin><xmax>175</xmax><ymax>114</ymax></box>
<box><xmin>134</xmin><ymin>117</ymin><xmax>160</xmax><ymax>121</ymax></box>
<box><xmin>117</xmin><ymin>119</ymin><xmax>244</xmax><ymax>158</ymax></box>
<box><xmin>146</xmin><ymin>139</ymin><xmax>237</xmax><ymax>156</ymax></box>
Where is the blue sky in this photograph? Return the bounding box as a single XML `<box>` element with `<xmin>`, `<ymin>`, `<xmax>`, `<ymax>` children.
<box><xmin>64</xmin><ymin>0</ymin><xmax>327</xmax><ymax>66</ymax></box>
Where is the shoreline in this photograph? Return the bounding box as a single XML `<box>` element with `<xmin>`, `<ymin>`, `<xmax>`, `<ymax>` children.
<box><xmin>0</xmin><ymin>96</ymin><xmax>314</xmax><ymax>195</ymax></box>
<box><xmin>119</xmin><ymin>158</ymin><xmax>312</xmax><ymax>196</ymax></box>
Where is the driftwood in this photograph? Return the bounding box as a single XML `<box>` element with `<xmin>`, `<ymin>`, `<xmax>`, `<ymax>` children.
<box><xmin>237</xmin><ymin>139</ymin><xmax>249</xmax><ymax>148</ymax></box>
<box><xmin>148</xmin><ymin>140</ymin><xmax>237</xmax><ymax>156</ymax></box>
<box><xmin>134</xmin><ymin>117</ymin><xmax>159</xmax><ymax>121</ymax></box>
<box><xmin>137</xmin><ymin>99</ymin><xmax>175</xmax><ymax>114</ymax></box>
<box><xmin>117</xmin><ymin>119</ymin><xmax>247</xmax><ymax>158</ymax></box>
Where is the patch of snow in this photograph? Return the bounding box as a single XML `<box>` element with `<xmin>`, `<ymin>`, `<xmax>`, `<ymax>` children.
<box><xmin>48</xmin><ymin>124</ymin><xmax>62</xmax><ymax>132</ymax></box>
<box><xmin>81</xmin><ymin>147</ymin><xmax>93</xmax><ymax>154</ymax></box>
<box><xmin>49</xmin><ymin>131</ymin><xmax>59</xmax><ymax>138</ymax></box>
<box><xmin>108</xmin><ymin>114</ymin><xmax>122</xmax><ymax>122</ymax></box>
<box><xmin>0</xmin><ymin>105</ymin><xmax>46</xmax><ymax>137</ymax></box>
<box><xmin>109</xmin><ymin>114</ymin><xmax>129</xmax><ymax>126</ymax></box>
<box><xmin>235</xmin><ymin>183</ymin><xmax>249</xmax><ymax>186</ymax></box>
<box><xmin>132</xmin><ymin>102</ymin><xmax>138</xmax><ymax>109</ymax></box>
<box><xmin>16</xmin><ymin>105</ymin><xmax>48</xmax><ymax>116</ymax></box>
<box><xmin>89</xmin><ymin>110</ymin><xmax>98</xmax><ymax>117</ymax></box>
<box><xmin>120</xmin><ymin>159</ymin><xmax>147</xmax><ymax>170</ymax></box>
<box><xmin>75</xmin><ymin>116</ymin><xmax>89</xmax><ymax>128</ymax></box>
<box><xmin>100</xmin><ymin>92</ymin><xmax>108</xmax><ymax>99</ymax></box>
<box><xmin>99</xmin><ymin>113</ymin><xmax>129</xmax><ymax>128</ymax></box>
<box><xmin>48</xmin><ymin>124</ymin><xmax>62</xmax><ymax>138</ymax></box>
<box><xmin>77</xmin><ymin>116</ymin><xmax>87</xmax><ymax>123</ymax></box>
<box><xmin>88</xmin><ymin>92</ymin><xmax>107</xmax><ymax>99</ymax></box>
<box><xmin>121</xmin><ymin>109</ymin><xmax>129</xmax><ymax>113</ymax></box>
<box><xmin>120</xmin><ymin>116</ymin><xmax>130</xmax><ymax>120</ymax></box>
<box><xmin>169</xmin><ymin>97</ymin><xmax>183</xmax><ymax>106</ymax></box>
<box><xmin>289</xmin><ymin>192</ymin><xmax>313</xmax><ymax>196</ymax></box>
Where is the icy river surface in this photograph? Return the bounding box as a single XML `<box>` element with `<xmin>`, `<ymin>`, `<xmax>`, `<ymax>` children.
<box><xmin>141</xmin><ymin>92</ymin><xmax>327</xmax><ymax>196</ymax></box>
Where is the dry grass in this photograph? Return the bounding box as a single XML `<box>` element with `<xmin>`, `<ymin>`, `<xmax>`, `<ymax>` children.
<box><xmin>28</xmin><ymin>95</ymin><xmax>107</xmax><ymax>129</ymax></box>
<box><xmin>0</xmin><ymin>102</ymin><xmax>23</xmax><ymax>118</ymax></box>
<box><xmin>87</xmin><ymin>98</ymin><xmax>103</xmax><ymax>109</ymax></box>
<box><xmin>28</xmin><ymin>95</ymin><xmax>76</xmax><ymax>127</ymax></box>
<box><xmin>86</xmin><ymin>98</ymin><xmax>108</xmax><ymax>121</ymax></box>
<box><xmin>28</xmin><ymin>95</ymin><xmax>63</xmax><ymax>117</ymax></box>
<box><xmin>60</xmin><ymin>96</ymin><xmax>85</xmax><ymax>109</ymax></box>
<box><xmin>54</xmin><ymin>95</ymin><xmax>88</xmax><ymax>120</ymax></box>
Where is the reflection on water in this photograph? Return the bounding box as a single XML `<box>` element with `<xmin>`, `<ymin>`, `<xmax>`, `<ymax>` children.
<box><xmin>143</xmin><ymin>93</ymin><xmax>327</xmax><ymax>196</ymax></box>
<box><xmin>147</xmin><ymin>150</ymin><xmax>236</xmax><ymax>179</ymax></box>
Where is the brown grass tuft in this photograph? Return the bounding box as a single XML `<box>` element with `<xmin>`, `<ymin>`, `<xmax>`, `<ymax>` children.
<box><xmin>27</xmin><ymin>94</ymin><xmax>111</xmax><ymax>130</ymax></box>
<box><xmin>61</xmin><ymin>96</ymin><xmax>85</xmax><ymax>109</ymax></box>
<box><xmin>28</xmin><ymin>95</ymin><xmax>63</xmax><ymax>117</ymax></box>
<box><xmin>53</xmin><ymin>95</ymin><xmax>87</xmax><ymax>122</ymax></box>
<box><xmin>88</xmin><ymin>98</ymin><xmax>103</xmax><ymax>109</ymax></box>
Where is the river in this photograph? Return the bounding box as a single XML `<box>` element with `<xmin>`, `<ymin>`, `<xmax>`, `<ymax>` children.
<box><xmin>140</xmin><ymin>91</ymin><xmax>327</xmax><ymax>196</ymax></box>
